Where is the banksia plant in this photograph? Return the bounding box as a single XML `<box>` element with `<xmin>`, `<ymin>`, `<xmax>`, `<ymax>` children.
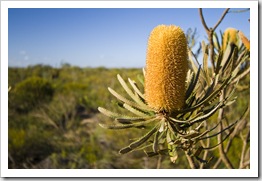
<box><xmin>145</xmin><ymin>25</ymin><xmax>188</xmax><ymax>112</ymax></box>
<box><xmin>98</xmin><ymin>22</ymin><xmax>250</xmax><ymax>167</ymax></box>
<box><xmin>222</xmin><ymin>28</ymin><xmax>239</xmax><ymax>51</ymax></box>
<box><xmin>238</xmin><ymin>30</ymin><xmax>250</xmax><ymax>51</ymax></box>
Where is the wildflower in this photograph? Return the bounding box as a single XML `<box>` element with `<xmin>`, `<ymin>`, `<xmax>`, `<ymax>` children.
<box><xmin>222</xmin><ymin>28</ymin><xmax>238</xmax><ymax>51</ymax></box>
<box><xmin>145</xmin><ymin>25</ymin><xmax>188</xmax><ymax>113</ymax></box>
<box><xmin>98</xmin><ymin>24</ymin><xmax>242</xmax><ymax>165</ymax></box>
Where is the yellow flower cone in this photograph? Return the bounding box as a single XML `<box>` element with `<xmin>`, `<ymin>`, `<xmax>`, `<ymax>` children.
<box><xmin>145</xmin><ymin>25</ymin><xmax>188</xmax><ymax>113</ymax></box>
<box><xmin>222</xmin><ymin>28</ymin><xmax>238</xmax><ymax>51</ymax></box>
<box><xmin>238</xmin><ymin>31</ymin><xmax>250</xmax><ymax>51</ymax></box>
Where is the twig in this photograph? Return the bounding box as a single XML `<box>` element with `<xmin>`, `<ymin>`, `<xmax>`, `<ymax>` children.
<box><xmin>198</xmin><ymin>8</ymin><xmax>230</xmax><ymax>71</ymax></box>
<box><xmin>242</xmin><ymin>160</ymin><xmax>250</xmax><ymax>168</ymax></box>
<box><xmin>239</xmin><ymin>130</ymin><xmax>250</xmax><ymax>168</ymax></box>
<box><xmin>200</xmin><ymin>134</ymin><xmax>210</xmax><ymax>169</ymax></box>
<box><xmin>185</xmin><ymin>152</ymin><xmax>198</xmax><ymax>169</ymax></box>
<box><xmin>198</xmin><ymin>9</ymin><xmax>209</xmax><ymax>34</ymax></box>
<box><xmin>156</xmin><ymin>155</ymin><xmax>162</xmax><ymax>169</ymax></box>
<box><xmin>213</xmin><ymin>9</ymin><xmax>230</xmax><ymax>31</ymax></box>
<box><xmin>213</xmin><ymin>107</ymin><xmax>249</xmax><ymax>168</ymax></box>
<box><xmin>217</xmin><ymin>90</ymin><xmax>234</xmax><ymax>169</ymax></box>
<box><xmin>228</xmin><ymin>9</ymin><xmax>250</xmax><ymax>13</ymax></box>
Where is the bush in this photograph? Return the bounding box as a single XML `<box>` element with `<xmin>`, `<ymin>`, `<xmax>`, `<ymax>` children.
<box><xmin>11</xmin><ymin>76</ymin><xmax>54</xmax><ymax>112</ymax></box>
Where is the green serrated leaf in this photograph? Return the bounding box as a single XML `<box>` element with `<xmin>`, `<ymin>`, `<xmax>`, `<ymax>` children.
<box><xmin>199</xmin><ymin>119</ymin><xmax>238</xmax><ymax>141</ymax></box>
<box><xmin>186</xmin><ymin>70</ymin><xmax>194</xmax><ymax>88</ymax></box>
<box><xmin>145</xmin><ymin>149</ymin><xmax>169</xmax><ymax>157</ymax></box>
<box><xmin>117</xmin><ymin>74</ymin><xmax>145</xmax><ymax>106</ymax></box>
<box><xmin>98</xmin><ymin>107</ymin><xmax>120</xmax><ymax>119</ymax></box>
<box><xmin>116</xmin><ymin>115</ymin><xmax>154</xmax><ymax>123</ymax></box>
<box><xmin>197</xmin><ymin>76</ymin><xmax>231</xmax><ymax>107</ymax></box>
<box><xmin>108</xmin><ymin>87</ymin><xmax>152</xmax><ymax>112</ymax></box>
<box><xmin>231</xmin><ymin>54</ymin><xmax>250</xmax><ymax>79</ymax></box>
<box><xmin>188</xmin><ymin>51</ymin><xmax>199</xmax><ymax>74</ymax></box>
<box><xmin>144</xmin><ymin>151</ymin><xmax>159</xmax><ymax>157</ymax></box>
<box><xmin>186</xmin><ymin>65</ymin><xmax>201</xmax><ymax>100</ymax></box>
<box><xmin>119</xmin><ymin>125</ymin><xmax>159</xmax><ymax>154</ymax></box>
<box><xmin>221</xmin><ymin>43</ymin><xmax>235</xmax><ymax>69</ymax></box>
<box><xmin>200</xmin><ymin>74</ymin><xmax>219</xmax><ymax>102</ymax></box>
<box><xmin>222</xmin><ymin>45</ymin><xmax>237</xmax><ymax>73</ymax></box>
<box><xmin>153</xmin><ymin>130</ymin><xmax>160</xmax><ymax>153</ymax></box>
<box><xmin>123</xmin><ymin>103</ymin><xmax>149</xmax><ymax>117</ymax></box>
<box><xmin>213</xmin><ymin>32</ymin><xmax>221</xmax><ymax>51</ymax></box>
<box><xmin>128</xmin><ymin>78</ymin><xmax>145</xmax><ymax>99</ymax></box>
<box><xmin>137</xmin><ymin>74</ymin><xmax>144</xmax><ymax>86</ymax></box>
<box><xmin>202</xmin><ymin>41</ymin><xmax>209</xmax><ymax>78</ymax></box>
<box><xmin>129</xmin><ymin>125</ymin><xmax>158</xmax><ymax>149</ymax></box>
<box><xmin>119</xmin><ymin>147</ymin><xmax>132</xmax><ymax>154</ymax></box>
<box><xmin>100</xmin><ymin>117</ymin><xmax>158</xmax><ymax>130</ymax></box>
<box><xmin>188</xmin><ymin>102</ymin><xmax>222</xmax><ymax>125</ymax></box>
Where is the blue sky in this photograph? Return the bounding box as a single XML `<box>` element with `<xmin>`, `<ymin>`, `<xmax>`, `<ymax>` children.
<box><xmin>8</xmin><ymin>8</ymin><xmax>250</xmax><ymax>68</ymax></box>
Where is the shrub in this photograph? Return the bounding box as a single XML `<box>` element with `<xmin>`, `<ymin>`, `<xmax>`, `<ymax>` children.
<box><xmin>12</xmin><ymin>76</ymin><xmax>54</xmax><ymax>112</ymax></box>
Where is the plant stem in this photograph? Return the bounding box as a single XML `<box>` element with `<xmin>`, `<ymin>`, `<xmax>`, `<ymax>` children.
<box><xmin>217</xmin><ymin>90</ymin><xmax>234</xmax><ymax>169</ymax></box>
<box><xmin>185</xmin><ymin>153</ymin><xmax>198</xmax><ymax>169</ymax></box>
<box><xmin>198</xmin><ymin>8</ymin><xmax>230</xmax><ymax>71</ymax></box>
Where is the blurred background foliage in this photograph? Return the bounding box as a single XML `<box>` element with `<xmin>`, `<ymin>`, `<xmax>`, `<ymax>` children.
<box><xmin>8</xmin><ymin>61</ymin><xmax>249</xmax><ymax>168</ymax></box>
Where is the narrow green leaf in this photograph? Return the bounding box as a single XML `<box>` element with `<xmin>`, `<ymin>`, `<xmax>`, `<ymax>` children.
<box><xmin>200</xmin><ymin>74</ymin><xmax>219</xmax><ymax>102</ymax></box>
<box><xmin>145</xmin><ymin>149</ymin><xmax>169</xmax><ymax>157</ymax></box>
<box><xmin>185</xmin><ymin>92</ymin><xmax>197</xmax><ymax>108</ymax></box>
<box><xmin>197</xmin><ymin>76</ymin><xmax>231</xmax><ymax>106</ymax></box>
<box><xmin>108</xmin><ymin>87</ymin><xmax>152</xmax><ymax>112</ymax></box>
<box><xmin>117</xmin><ymin>74</ymin><xmax>145</xmax><ymax>106</ymax></box>
<box><xmin>116</xmin><ymin>115</ymin><xmax>155</xmax><ymax>123</ymax></box>
<box><xmin>100</xmin><ymin>117</ymin><xmax>158</xmax><ymax>130</ymax></box>
<box><xmin>142</xmin><ymin>68</ymin><xmax>146</xmax><ymax>77</ymax></box>
<box><xmin>137</xmin><ymin>74</ymin><xmax>144</xmax><ymax>86</ymax></box>
<box><xmin>188</xmin><ymin>51</ymin><xmax>199</xmax><ymax>74</ymax></box>
<box><xmin>222</xmin><ymin>45</ymin><xmax>237</xmax><ymax>73</ymax></box>
<box><xmin>220</xmin><ymin>43</ymin><xmax>235</xmax><ymax>69</ymax></box>
<box><xmin>152</xmin><ymin>119</ymin><xmax>166</xmax><ymax>152</ymax></box>
<box><xmin>199</xmin><ymin>120</ymin><xmax>238</xmax><ymax>142</ymax></box>
<box><xmin>169</xmin><ymin>116</ymin><xmax>190</xmax><ymax>124</ymax></box>
<box><xmin>145</xmin><ymin>151</ymin><xmax>159</xmax><ymax>157</ymax></box>
<box><xmin>98</xmin><ymin>107</ymin><xmax>120</xmax><ymax>119</ymax></box>
<box><xmin>186</xmin><ymin>70</ymin><xmax>194</xmax><ymax>89</ymax></box>
<box><xmin>202</xmin><ymin>41</ymin><xmax>210</xmax><ymax>84</ymax></box>
<box><xmin>231</xmin><ymin>54</ymin><xmax>250</xmax><ymax>79</ymax></box>
<box><xmin>119</xmin><ymin>147</ymin><xmax>132</xmax><ymax>154</ymax></box>
<box><xmin>129</xmin><ymin>125</ymin><xmax>158</xmax><ymax>149</ymax></box>
<box><xmin>128</xmin><ymin>78</ymin><xmax>145</xmax><ymax>99</ymax></box>
<box><xmin>215</xmin><ymin>52</ymin><xmax>223</xmax><ymax>74</ymax></box>
<box><xmin>119</xmin><ymin>125</ymin><xmax>159</xmax><ymax>154</ymax></box>
<box><xmin>213</xmin><ymin>32</ymin><xmax>221</xmax><ymax>51</ymax></box>
<box><xmin>188</xmin><ymin>102</ymin><xmax>222</xmax><ymax>125</ymax></box>
<box><xmin>168</xmin><ymin>121</ymin><xmax>188</xmax><ymax>137</ymax></box>
<box><xmin>113</xmin><ymin>77</ymin><xmax>153</xmax><ymax>110</ymax></box>
<box><xmin>153</xmin><ymin>130</ymin><xmax>160</xmax><ymax>153</ymax></box>
<box><xmin>186</xmin><ymin>65</ymin><xmax>201</xmax><ymax>99</ymax></box>
<box><xmin>123</xmin><ymin>103</ymin><xmax>149</xmax><ymax>117</ymax></box>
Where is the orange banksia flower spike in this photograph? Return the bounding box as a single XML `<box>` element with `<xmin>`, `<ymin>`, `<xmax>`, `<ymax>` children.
<box><xmin>238</xmin><ymin>31</ymin><xmax>250</xmax><ymax>51</ymax></box>
<box><xmin>144</xmin><ymin>25</ymin><xmax>188</xmax><ymax>113</ymax></box>
<box><xmin>222</xmin><ymin>28</ymin><xmax>238</xmax><ymax>51</ymax></box>
<box><xmin>98</xmin><ymin>8</ymin><xmax>250</xmax><ymax>167</ymax></box>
